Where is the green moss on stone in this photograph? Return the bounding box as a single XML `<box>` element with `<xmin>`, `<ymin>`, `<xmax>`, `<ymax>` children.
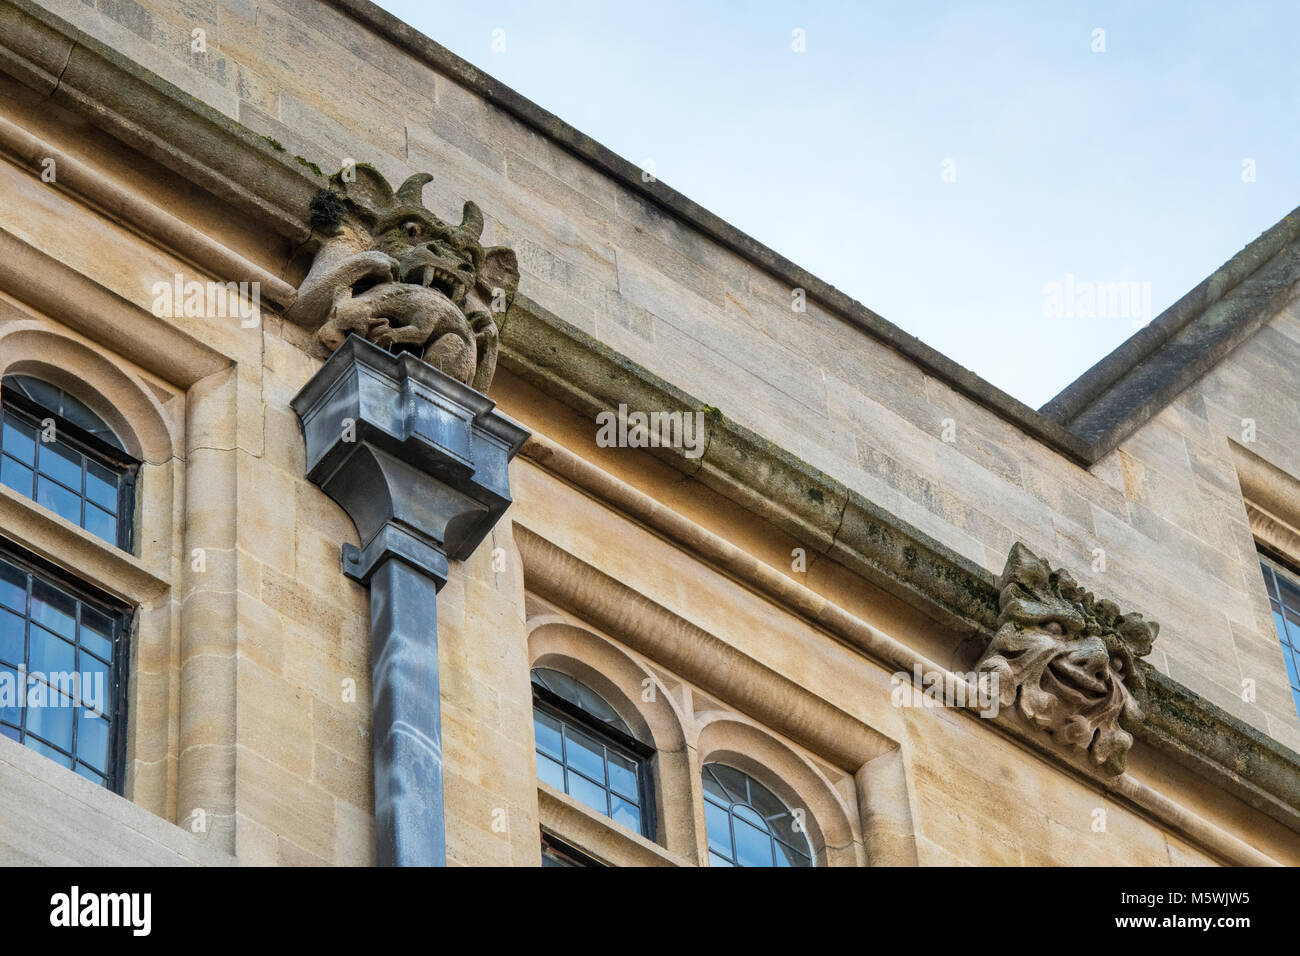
<box><xmin>701</xmin><ymin>405</ymin><xmax>725</xmax><ymax>425</ymax></box>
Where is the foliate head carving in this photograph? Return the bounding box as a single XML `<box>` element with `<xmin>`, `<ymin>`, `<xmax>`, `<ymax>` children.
<box><xmin>976</xmin><ymin>542</ymin><xmax>1159</xmax><ymax>775</ymax></box>
<box><xmin>288</xmin><ymin>164</ymin><xmax>519</xmax><ymax>394</ymax></box>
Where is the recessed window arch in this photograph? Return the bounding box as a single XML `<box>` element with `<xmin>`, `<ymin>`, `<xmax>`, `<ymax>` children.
<box><xmin>0</xmin><ymin>325</ymin><xmax>182</xmax><ymax>803</ymax></box>
<box><xmin>0</xmin><ymin>374</ymin><xmax>137</xmax><ymax>550</ymax></box>
<box><xmin>702</xmin><ymin>762</ymin><xmax>813</xmax><ymax>867</ymax></box>
<box><xmin>531</xmin><ymin>666</ymin><xmax>655</xmax><ymax>838</ymax></box>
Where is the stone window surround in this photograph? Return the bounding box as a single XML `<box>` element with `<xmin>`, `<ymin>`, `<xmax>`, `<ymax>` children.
<box><xmin>0</xmin><ymin>227</ymin><xmax>239</xmax><ymax>853</ymax></box>
<box><xmin>1235</xmin><ymin>444</ymin><xmax>1300</xmax><ymax>725</ymax></box>
<box><xmin>0</xmin><ymin>307</ymin><xmax>178</xmax><ymax>802</ymax></box>
<box><xmin>522</xmin><ymin>579</ymin><xmax>884</xmax><ymax>868</ymax></box>
<box><xmin>1239</xmin><ymin>447</ymin><xmax>1300</xmax><ymax>572</ymax></box>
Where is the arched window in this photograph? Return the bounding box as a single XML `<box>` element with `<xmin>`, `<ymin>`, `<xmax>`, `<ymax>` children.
<box><xmin>0</xmin><ymin>375</ymin><xmax>136</xmax><ymax>550</ymax></box>
<box><xmin>531</xmin><ymin>667</ymin><xmax>654</xmax><ymax>838</ymax></box>
<box><xmin>702</xmin><ymin>762</ymin><xmax>813</xmax><ymax>867</ymax></box>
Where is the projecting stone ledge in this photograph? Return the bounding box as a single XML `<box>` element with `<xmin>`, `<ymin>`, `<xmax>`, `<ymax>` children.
<box><xmin>291</xmin><ymin>334</ymin><xmax>528</xmax><ymax>867</ymax></box>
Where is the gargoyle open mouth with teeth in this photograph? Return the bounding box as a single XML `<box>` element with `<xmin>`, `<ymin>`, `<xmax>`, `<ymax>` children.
<box><xmin>288</xmin><ymin>165</ymin><xmax>520</xmax><ymax>394</ymax></box>
<box><xmin>370</xmin><ymin>206</ymin><xmax>482</xmax><ymax>314</ymax></box>
<box><xmin>415</xmin><ymin>263</ymin><xmax>468</xmax><ymax>305</ymax></box>
<box><xmin>976</xmin><ymin>543</ymin><xmax>1159</xmax><ymax>775</ymax></box>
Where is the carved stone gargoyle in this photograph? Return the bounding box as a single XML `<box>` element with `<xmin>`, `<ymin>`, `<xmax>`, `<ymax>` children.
<box><xmin>286</xmin><ymin>164</ymin><xmax>519</xmax><ymax>393</ymax></box>
<box><xmin>977</xmin><ymin>543</ymin><xmax>1159</xmax><ymax>775</ymax></box>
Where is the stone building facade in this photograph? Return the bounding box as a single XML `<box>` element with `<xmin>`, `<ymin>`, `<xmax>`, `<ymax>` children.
<box><xmin>0</xmin><ymin>0</ymin><xmax>1297</xmax><ymax>866</ymax></box>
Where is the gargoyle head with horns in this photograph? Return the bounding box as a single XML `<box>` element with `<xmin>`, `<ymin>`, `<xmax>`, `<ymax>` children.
<box><xmin>287</xmin><ymin>164</ymin><xmax>519</xmax><ymax>393</ymax></box>
<box><xmin>976</xmin><ymin>542</ymin><xmax>1159</xmax><ymax>775</ymax></box>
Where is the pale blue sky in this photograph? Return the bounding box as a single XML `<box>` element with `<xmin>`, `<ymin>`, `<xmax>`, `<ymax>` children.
<box><xmin>374</xmin><ymin>0</ymin><xmax>1300</xmax><ymax>409</ymax></box>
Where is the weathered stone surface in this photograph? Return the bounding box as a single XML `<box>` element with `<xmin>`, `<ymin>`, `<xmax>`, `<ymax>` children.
<box><xmin>977</xmin><ymin>543</ymin><xmax>1159</xmax><ymax>775</ymax></box>
<box><xmin>3</xmin><ymin>0</ymin><xmax>1300</xmax><ymax>871</ymax></box>
<box><xmin>287</xmin><ymin>164</ymin><xmax>518</xmax><ymax>392</ymax></box>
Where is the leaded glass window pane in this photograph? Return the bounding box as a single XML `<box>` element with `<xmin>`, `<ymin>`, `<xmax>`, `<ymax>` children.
<box><xmin>0</xmin><ymin>377</ymin><xmax>135</xmax><ymax>551</ymax></box>
<box><xmin>701</xmin><ymin>762</ymin><xmax>813</xmax><ymax>867</ymax></box>
<box><xmin>5</xmin><ymin>376</ymin><xmax>125</xmax><ymax>451</ymax></box>
<box><xmin>530</xmin><ymin>668</ymin><xmax>651</xmax><ymax>838</ymax></box>
<box><xmin>531</xmin><ymin>667</ymin><xmax>632</xmax><ymax>735</ymax></box>
<box><xmin>0</xmin><ymin>550</ymin><xmax>130</xmax><ymax>791</ymax></box>
<box><xmin>1260</xmin><ymin>555</ymin><xmax>1300</xmax><ymax>722</ymax></box>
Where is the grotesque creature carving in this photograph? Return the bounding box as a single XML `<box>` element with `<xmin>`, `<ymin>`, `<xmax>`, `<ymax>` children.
<box><xmin>977</xmin><ymin>542</ymin><xmax>1158</xmax><ymax>775</ymax></box>
<box><xmin>286</xmin><ymin>164</ymin><xmax>519</xmax><ymax>393</ymax></box>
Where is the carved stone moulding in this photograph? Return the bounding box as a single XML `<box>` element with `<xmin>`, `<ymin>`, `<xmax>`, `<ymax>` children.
<box><xmin>977</xmin><ymin>543</ymin><xmax>1159</xmax><ymax>776</ymax></box>
<box><xmin>286</xmin><ymin>164</ymin><xmax>519</xmax><ymax>394</ymax></box>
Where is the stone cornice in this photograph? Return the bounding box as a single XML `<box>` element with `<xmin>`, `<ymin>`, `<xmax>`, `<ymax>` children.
<box><xmin>1138</xmin><ymin>667</ymin><xmax>1300</xmax><ymax>836</ymax></box>
<box><xmin>0</xmin><ymin>113</ymin><xmax>297</xmax><ymax>308</ymax></box>
<box><xmin>0</xmin><ymin>227</ymin><xmax>232</xmax><ymax>386</ymax></box>
<box><xmin>501</xmin><ymin>294</ymin><xmax>1004</xmax><ymax>637</ymax></box>
<box><xmin>0</xmin><ymin>0</ymin><xmax>325</xmax><ymax>242</ymax></box>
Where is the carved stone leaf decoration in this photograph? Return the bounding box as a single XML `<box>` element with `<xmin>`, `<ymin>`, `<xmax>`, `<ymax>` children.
<box><xmin>976</xmin><ymin>542</ymin><xmax>1159</xmax><ymax>775</ymax></box>
<box><xmin>286</xmin><ymin>164</ymin><xmax>519</xmax><ymax>393</ymax></box>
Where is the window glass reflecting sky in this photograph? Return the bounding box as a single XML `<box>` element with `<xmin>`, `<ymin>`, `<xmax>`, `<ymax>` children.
<box><xmin>376</xmin><ymin>0</ymin><xmax>1300</xmax><ymax>408</ymax></box>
